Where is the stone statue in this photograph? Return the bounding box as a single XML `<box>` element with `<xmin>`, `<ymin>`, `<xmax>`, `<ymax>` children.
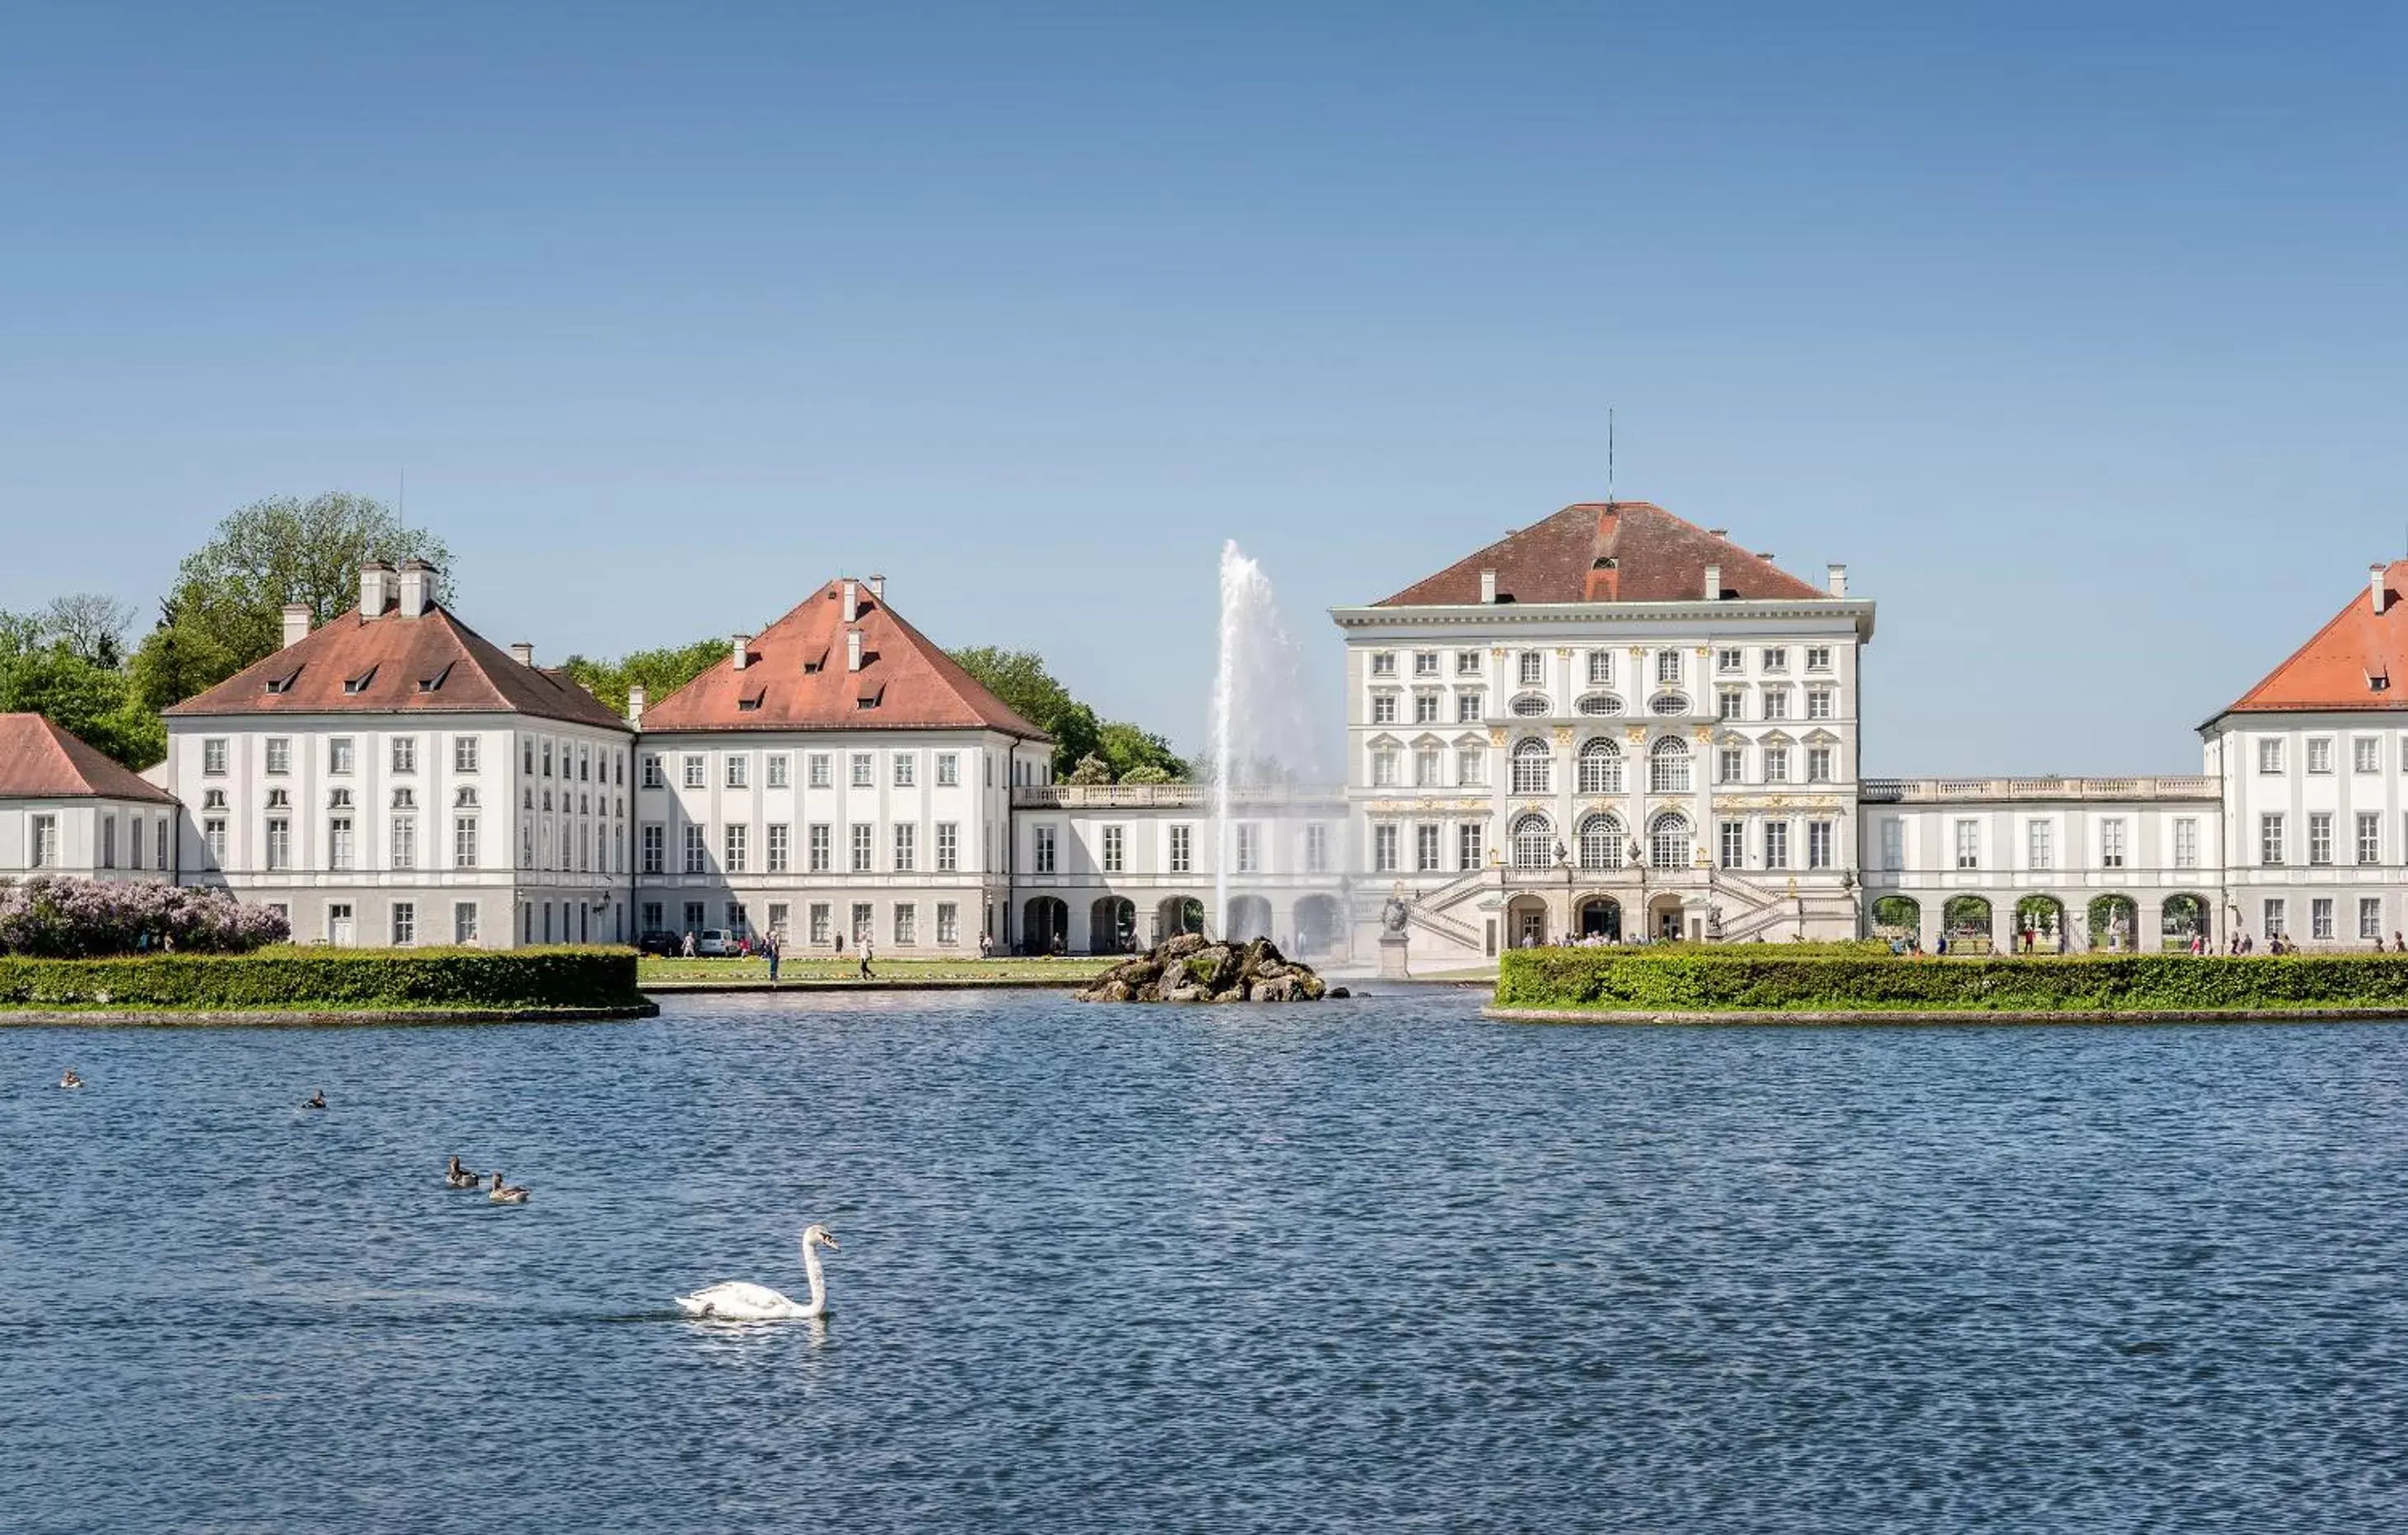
<box><xmin>1381</xmin><ymin>888</ymin><xmax>1411</xmax><ymax>935</ymax></box>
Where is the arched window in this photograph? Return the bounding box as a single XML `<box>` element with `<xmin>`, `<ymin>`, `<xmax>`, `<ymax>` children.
<box><xmin>1511</xmin><ymin>737</ymin><xmax>1552</xmax><ymax>794</ymax></box>
<box><xmin>1649</xmin><ymin>737</ymin><xmax>1692</xmax><ymax>793</ymax></box>
<box><xmin>1510</xmin><ymin>694</ymin><xmax>1550</xmax><ymax>718</ymax></box>
<box><xmin>1578</xmin><ymin>737</ymin><xmax>1623</xmax><ymax>795</ymax></box>
<box><xmin>1513</xmin><ymin>812</ymin><xmax>1557</xmax><ymax>870</ymax></box>
<box><xmin>1649</xmin><ymin>812</ymin><xmax>1691</xmax><ymax>871</ymax></box>
<box><xmin>1578</xmin><ymin>812</ymin><xmax>1625</xmax><ymax>870</ymax></box>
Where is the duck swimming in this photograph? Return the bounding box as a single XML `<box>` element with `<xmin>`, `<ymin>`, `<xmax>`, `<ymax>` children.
<box><xmin>58</xmin><ymin>1069</ymin><xmax>82</xmax><ymax>1090</ymax></box>
<box><xmin>444</xmin><ymin>1155</ymin><xmax>483</xmax><ymax>1190</ymax></box>
<box><xmin>488</xmin><ymin>1171</ymin><xmax>530</xmax><ymax>1205</ymax></box>
<box><xmin>302</xmin><ymin>1089</ymin><xmax>326</xmax><ymax>1110</ymax></box>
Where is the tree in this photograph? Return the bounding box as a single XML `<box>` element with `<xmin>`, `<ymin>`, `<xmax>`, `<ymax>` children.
<box><xmin>561</xmin><ymin>639</ymin><xmax>731</xmax><ymax>718</ymax></box>
<box><xmin>0</xmin><ymin>642</ymin><xmax>162</xmax><ymax>770</ymax></box>
<box><xmin>947</xmin><ymin>646</ymin><xmax>1185</xmax><ymax>780</ymax></box>
<box><xmin>130</xmin><ymin>493</ymin><xmax>453</xmax><ymax>711</ymax></box>
<box><xmin>1067</xmin><ymin>753</ymin><xmax>1113</xmax><ymax>784</ymax></box>
<box><xmin>1095</xmin><ymin>720</ymin><xmax>1187</xmax><ymax>781</ymax></box>
<box><xmin>947</xmin><ymin>648</ymin><xmax>1077</xmax><ymax>735</ymax></box>
<box><xmin>35</xmin><ymin>594</ymin><xmax>138</xmax><ymax>669</ymax></box>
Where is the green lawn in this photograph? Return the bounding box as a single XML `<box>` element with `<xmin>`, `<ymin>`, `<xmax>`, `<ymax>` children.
<box><xmin>638</xmin><ymin>955</ymin><xmax>1113</xmax><ymax>985</ymax></box>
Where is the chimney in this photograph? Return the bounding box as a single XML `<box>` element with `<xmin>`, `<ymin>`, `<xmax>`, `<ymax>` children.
<box><xmin>841</xmin><ymin>579</ymin><xmax>858</xmax><ymax>624</ymax></box>
<box><xmin>627</xmin><ymin>685</ymin><xmax>645</xmax><ymax>730</ymax></box>
<box><xmin>1703</xmin><ymin>564</ymin><xmax>1722</xmax><ymax>601</ymax></box>
<box><xmin>1827</xmin><ymin>564</ymin><xmax>1849</xmax><ymax>598</ymax></box>
<box><xmin>868</xmin><ymin>573</ymin><xmax>886</xmax><ymax>602</ymax></box>
<box><xmin>510</xmin><ymin>642</ymin><xmax>535</xmax><ymax>667</ymax></box>
<box><xmin>732</xmin><ymin>634</ymin><xmax>751</xmax><ymax>671</ymax></box>
<box><xmin>2374</xmin><ymin>564</ymin><xmax>2390</xmax><ymax>616</ymax></box>
<box><xmin>280</xmin><ymin>603</ymin><xmax>311</xmax><ymax>649</ymax></box>
<box><xmin>1478</xmin><ymin>568</ymin><xmax>1498</xmax><ymax>604</ymax></box>
<box><xmin>846</xmin><ymin>629</ymin><xmax>864</xmax><ymax>673</ymax></box>
<box><xmin>396</xmin><ymin>559</ymin><xmax>433</xmax><ymax>619</ymax></box>
<box><xmin>358</xmin><ymin>560</ymin><xmax>395</xmax><ymax>617</ymax></box>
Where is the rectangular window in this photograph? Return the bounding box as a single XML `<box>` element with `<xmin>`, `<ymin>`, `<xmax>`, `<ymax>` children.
<box><xmin>684</xmin><ymin>824</ymin><xmax>707</xmax><ymax>873</ymax></box>
<box><xmin>1519</xmin><ymin>652</ymin><xmax>1544</xmax><ymax>686</ymax></box>
<box><xmin>850</xmin><ymin>903</ymin><xmax>873</xmax><ymax>944</ymax></box>
<box><xmin>810</xmin><ymin>823</ymin><xmax>832</xmax><ymax>872</ymax></box>
<box><xmin>681</xmin><ymin>755</ymin><xmax>705</xmax><ymax>789</ymax></box>
<box><xmin>2362</xmin><ymin>896</ymin><xmax>2385</xmax><ymax>939</ymax></box>
<box><xmin>1414</xmin><ymin>822</ymin><xmax>1440</xmax><ymax>872</ymax></box>
<box><xmin>203</xmin><ymin>737</ymin><xmax>228</xmax><ymax>775</ymax></box>
<box><xmin>101</xmin><ymin>817</ymin><xmax>115</xmax><ymax>868</ymax></box>
<box><xmin>1718</xmin><ymin>690</ymin><xmax>1744</xmax><ymax>721</ymax></box>
<box><xmin>1765</xmin><ymin>821</ymin><xmax>1790</xmax><ymax>870</ymax></box>
<box><xmin>455</xmin><ymin>817</ymin><xmax>479</xmax><ymax>868</ymax></box>
<box><xmin>1718</xmin><ymin>746</ymin><xmax>1745</xmax><ymax>784</ymax></box>
<box><xmin>641</xmin><ymin>902</ymin><xmax>664</xmax><ymax>935</ymax></box>
<box><xmin>1237</xmin><ymin>823</ymin><xmax>1261</xmax><ymax>873</ymax></box>
<box><xmin>937</xmin><ymin>821</ymin><xmax>959</xmax><ymax>872</ymax></box>
<box><xmin>850</xmin><ymin>753</ymin><xmax>873</xmax><ymax>788</ymax></box>
<box><xmin>767</xmin><ymin>754</ymin><xmax>790</xmax><ymax>789</ymax></box>
<box><xmin>2261</xmin><ymin>812</ymin><xmax>2285</xmax><ymax>867</ymax></box>
<box><xmin>2307</xmin><ymin>738</ymin><xmax>2334</xmax><ymax>775</ymax></box>
<box><xmin>2258</xmin><ymin>738</ymin><xmax>2284</xmax><ymax>774</ymax></box>
<box><xmin>809</xmin><ymin>753</ymin><xmax>833</xmax><ymax>789</ymax></box>
<box><xmin>1414</xmin><ymin>746</ymin><xmax>1440</xmax><ymax>787</ymax></box>
<box><xmin>1807</xmin><ymin>821</ymin><xmax>1835</xmax><ymax>869</ymax></box>
<box><xmin>937</xmin><ymin>902</ymin><xmax>959</xmax><ymax>946</ymax></box>
<box><xmin>1169</xmin><ymin>825</ymin><xmax>1193</xmax><ymax>873</ymax></box>
<box><xmin>263</xmin><ymin>818</ymin><xmax>288</xmax><ymax>869</ymax></box>
<box><xmin>392</xmin><ymin>736</ymin><xmax>417</xmax><ymax>774</ymax></box>
<box><xmin>1372</xmin><ymin>750</ymin><xmax>1399</xmax><ymax>788</ymax></box>
<box><xmin>765</xmin><ymin>903</ymin><xmax>788</xmax><ymax>938</ymax></box>
<box><xmin>894</xmin><ymin>903</ymin><xmax>916</xmax><ymax>945</ymax></box>
<box><xmin>1457</xmin><ymin>692</ymin><xmax>1484</xmax><ymax>723</ymax></box>
<box><xmin>1307</xmin><ymin>823</ymin><xmax>1330</xmax><ymax>873</ymax></box>
<box><xmin>454</xmin><ymin>902</ymin><xmax>479</xmax><ymax>945</ymax></box>
<box><xmin>723</xmin><ymin>755</ymin><xmax>747</xmax><ymax>789</ymax></box>
<box><xmin>330</xmin><ymin>737</ymin><xmax>354</xmax><ymax>775</ymax></box>
<box><xmin>1414</xmin><ymin>650</ymin><xmax>1439</xmax><ymax>677</ymax></box>
<box><xmin>2100</xmin><ymin>818</ymin><xmax>2126</xmax><ymax>869</ymax></box>
<box><xmin>640</xmin><ymin>755</ymin><xmax>662</xmax><ymax>789</ymax></box>
<box><xmin>329</xmin><ymin>817</ymin><xmax>354</xmax><ymax>870</ymax></box>
<box><xmin>391</xmin><ymin>901</ymin><xmax>415</xmax><ymax>947</ymax></box>
<box><xmin>1371</xmin><ymin>694</ymin><xmax>1398</xmax><ymax>725</ymax></box>
<box><xmin>2028</xmin><ymin>820</ymin><xmax>2054</xmax><ymax>869</ymax></box>
<box><xmin>2357</xmin><ymin>737</ymin><xmax>2382</xmax><ymax>774</ymax></box>
<box><xmin>1655</xmin><ymin>650</ymin><xmax>1681</xmax><ymax>686</ymax></box>
<box><xmin>809</xmin><ymin>903</ymin><xmax>831</xmax><ymax>944</ymax></box>
<box><xmin>2309</xmin><ymin>811</ymin><xmax>2334</xmax><ymax>867</ymax></box>
<box><xmin>1806</xmin><ymin>646</ymin><xmax>1832</xmax><ymax>672</ymax></box>
<box><xmin>1716</xmin><ymin>648</ymin><xmax>1743</xmax><ymax>674</ymax></box>
<box><xmin>640</xmin><ymin>824</ymin><xmax>663</xmax><ymax>873</ymax></box>
<box><xmin>204</xmin><ymin>817</ymin><xmax>227</xmax><ymax>864</ymax></box>
<box><xmin>724</xmin><ymin>823</ymin><xmax>748</xmax><ymax>873</ymax></box>
<box><xmin>727</xmin><ymin>901</ymin><xmax>747</xmax><ymax>932</ymax></box>
<box><xmin>390</xmin><ymin>817</ymin><xmax>416</xmax><ymax>870</ymax></box>
<box><xmin>1719</xmin><ymin>820</ymin><xmax>1745</xmax><ymax>869</ymax></box>
<box><xmin>2312</xmin><ymin>897</ymin><xmax>2336</xmax><ymax>941</ymax></box>
<box><xmin>1371</xmin><ymin>652</ymin><xmax>1397</xmax><ymax>677</ymax></box>
<box><xmin>30</xmin><ymin>812</ymin><xmax>58</xmax><ymax>868</ymax></box>
<box><xmin>2264</xmin><ymin>898</ymin><xmax>2286</xmax><ymax>938</ymax></box>
<box><xmin>455</xmin><ymin>736</ymin><xmax>479</xmax><ymax>774</ymax></box>
<box><xmin>1374</xmin><ymin>824</ymin><xmax>1400</xmax><ymax>872</ymax></box>
<box><xmin>1031</xmin><ymin>825</ymin><xmax>1055</xmax><ymax>874</ymax></box>
<box><xmin>1413</xmin><ymin>693</ymin><xmax>1441</xmax><ymax>725</ymax></box>
<box><xmin>1807</xmin><ymin>746</ymin><xmax>1834</xmax><ymax>783</ymax></box>
<box><xmin>1457</xmin><ymin>821</ymin><xmax>1484</xmax><ymax>870</ymax></box>
<box><xmin>1880</xmin><ymin>818</ymin><xmax>1902</xmax><ymax>872</ymax></box>
<box><xmin>1458</xmin><ymin>748</ymin><xmax>1487</xmax><ymax>786</ymax></box>
<box><xmin>893</xmin><ymin>754</ymin><xmax>915</xmax><ymax>788</ymax></box>
<box><xmin>893</xmin><ymin>822</ymin><xmax>916</xmax><ymax>872</ymax></box>
<box><xmin>2359</xmin><ymin>812</ymin><xmax>2382</xmax><ymax>866</ymax></box>
<box><xmin>1764</xmin><ymin>746</ymin><xmax>1788</xmax><ymax>784</ymax></box>
<box><xmin>1102</xmin><ymin>825</ymin><xmax>1124</xmax><ymax>873</ymax></box>
<box><xmin>1807</xmin><ymin>690</ymin><xmax>1835</xmax><ymax>721</ymax></box>
<box><xmin>1587</xmin><ymin>650</ymin><xmax>1613</xmax><ymax>686</ymax></box>
<box><xmin>1761</xmin><ymin>647</ymin><xmax>1788</xmax><ymax>673</ymax></box>
<box><xmin>937</xmin><ymin>753</ymin><xmax>960</xmax><ymax>787</ymax></box>
<box><xmin>1455</xmin><ymin>650</ymin><xmax>1482</xmax><ymax>676</ymax></box>
<box><xmin>2174</xmin><ymin>818</ymin><xmax>2200</xmax><ymax>869</ymax></box>
<box><xmin>852</xmin><ymin>822</ymin><xmax>875</xmax><ymax>873</ymax></box>
<box><xmin>1955</xmin><ymin>820</ymin><xmax>1980</xmax><ymax>870</ymax></box>
<box><xmin>265</xmin><ymin>737</ymin><xmax>291</xmax><ymax>775</ymax></box>
<box><xmin>1762</xmin><ymin>690</ymin><xmax>1790</xmax><ymax>722</ymax></box>
<box><xmin>683</xmin><ymin>901</ymin><xmax>706</xmax><ymax>934</ymax></box>
<box><xmin>767</xmin><ymin>824</ymin><xmax>790</xmax><ymax>873</ymax></box>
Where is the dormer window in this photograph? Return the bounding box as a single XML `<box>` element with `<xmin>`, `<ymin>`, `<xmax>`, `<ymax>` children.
<box><xmin>856</xmin><ymin>684</ymin><xmax>885</xmax><ymax>709</ymax></box>
<box><xmin>343</xmin><ymin>666</ymin><xmax>378</xmax><ymax>694</ymax></box>
<box><xmin>418</xmin><ymin>662</ymin><xmax>452</xmax><ymax>693</ymax></box>
<box><xmin>802</xmin><ymin>648</ymin><xmax>827</xmax><ymax>674</ymax></box>
<box><xmin>737</xmin><ymin>687</ymin><xmax>765</xmax><ymax>712</ymax></box>
<box><xmin>2371</xmin><ymin>668</ymin><xmax>2392</xmax><ymax>694</ymax></box>
<box><xmin>263</xmin><ymin>667</ymin><xmax>301</xmax><ymax>694</ymax></box>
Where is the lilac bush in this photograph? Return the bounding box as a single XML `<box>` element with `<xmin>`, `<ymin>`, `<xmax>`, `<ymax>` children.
<box><xmin>0</xmin><ymin>877</ymin><xmax>290</xmax><ymax>958</ymax></box>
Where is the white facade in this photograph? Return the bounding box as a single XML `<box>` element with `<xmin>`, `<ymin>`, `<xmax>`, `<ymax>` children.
<box><xmin>2207</xmin><ymin>714</ymin><xmax>2408</xmax><ymax>948</ymax></box>
<box><xmin>0</xmin><ymin>797</ymin><xmax>177</xmax><ymax>882</ymax></box>
<box><xmin>631</xmin><ymin>728</ymin><xmax>1044</xmax><ymax>952</ymax></box>
<box><xmin>1330</xmin><ymin>586</ymin><xmax>1875</xmax><ymax>962</ymax></box>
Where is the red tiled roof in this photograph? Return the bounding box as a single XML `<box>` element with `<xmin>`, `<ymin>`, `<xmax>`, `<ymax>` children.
<box><xmin>1375</xmin><ymin>501</ymin><xmax>1830</xmax><ymax>606</ymax></box>
<box><xmin>2222</xmin><ymin>562</ymin><xmax>2408</xmax><ymax>716</ymax></box>
<box><xmin>639</xmin><ymin>580</ymin><xmax>1048</xmax><ymax>738</ymax></box>
<box><xmin>0</xmin><ymin>714</ymin><xmax>177</xmax><ymax>803</ymax></box>
<box><xmin>162</xmin><ymin>603</ymin><xmax>628</xmax><ymax>731</ymax></box>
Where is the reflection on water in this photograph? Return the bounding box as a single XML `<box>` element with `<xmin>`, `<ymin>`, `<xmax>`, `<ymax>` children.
<box><xmin>6</xmin><ymin>991</ymin><xmax>2408</xmax><ymax>1532</ymax></box>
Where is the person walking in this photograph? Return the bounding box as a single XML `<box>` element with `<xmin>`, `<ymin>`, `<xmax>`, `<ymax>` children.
<box><xmin>858</xmin><ymin>937</ymin><xmax>876</xmax><ymax>980</ymax></box>
<box><xmin>765</xmin><ymin>931</ymin><xmax>781</xmax><ymax>983</ymax></box>
<box><xmin>680</xmin><ymin>929</ymin><xmax>696</xmax><ymax>958</ymax></box>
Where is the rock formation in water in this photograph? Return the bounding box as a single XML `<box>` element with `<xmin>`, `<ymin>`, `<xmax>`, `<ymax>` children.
<box><xmin>1073</xmin><ymin>933</ymin><xmax>1344</xmax><ymax>1004</ymax></box>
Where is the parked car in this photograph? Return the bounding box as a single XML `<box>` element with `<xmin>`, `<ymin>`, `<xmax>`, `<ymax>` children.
<box><xmin>696</xmin><ymin>929</ymin><xmax>740</xmax><ymax>957</ymax></box>
<box><xmin>637</xmin><ymin>930</ymin><xmax>683</xmax><ymax>957</ymax></box>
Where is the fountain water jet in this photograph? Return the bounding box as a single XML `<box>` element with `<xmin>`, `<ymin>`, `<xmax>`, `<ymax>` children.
<box><xmin>1208</xmin><ymin>541</ymin><xmax>1321</xmax><ymax>941</ymax></box>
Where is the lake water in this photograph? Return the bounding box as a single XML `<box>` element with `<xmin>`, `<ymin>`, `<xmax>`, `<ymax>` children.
<box><xmin>5</xmin><ymin>989</ymin><xmax>2408</xmax><ymax>1533</ymax></box>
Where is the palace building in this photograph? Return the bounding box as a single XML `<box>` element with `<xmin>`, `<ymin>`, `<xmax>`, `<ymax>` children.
<box><xmin>19</xmin><ymin>505</ymin><xmax>2402</xmax><ymax>961</ymax></box>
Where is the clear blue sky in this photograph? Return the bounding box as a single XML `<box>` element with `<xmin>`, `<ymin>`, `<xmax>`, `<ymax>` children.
<box><xmin>4</xmin><ymin>2</ymin><xmax>2403</xmax><ymax>774</ymax></box>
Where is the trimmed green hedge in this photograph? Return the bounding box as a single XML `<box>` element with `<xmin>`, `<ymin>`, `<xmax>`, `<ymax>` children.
<box><xmin>0</xmin><ymin>946</ymin><xmax>643</xmax><ymax>1013</ymax></box>
<box><xmin>1496</xmin><ymin>948</ymin><xmax>2408</xmax><ymax>1014</ymax></box>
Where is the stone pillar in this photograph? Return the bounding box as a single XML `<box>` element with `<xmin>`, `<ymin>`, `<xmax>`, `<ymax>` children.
<box><xmin>1991</xmin><ymin>896</ymin><xmax>2016</xmax><ymax>957</ymax></box>
<box><xmin>1916</xmin><ymin>897</ymin><xmax>1942</xmax><ymax>954</ymax></box>
<box><xmin>2136</xmin><ymin>897</ymin><xmax>2164</xmax><ymax>955</ymax></box>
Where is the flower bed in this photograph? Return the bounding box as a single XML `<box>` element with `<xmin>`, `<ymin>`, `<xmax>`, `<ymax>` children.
<box><xmin>1496</xmin><ymin>948</ymin><xmax>2408</xmax><ymax>1014</ymax></box>
<box><xmin>0</xmin><ymin>946</ymin><xmax>641</xmax><ymax>1013</ymax></box>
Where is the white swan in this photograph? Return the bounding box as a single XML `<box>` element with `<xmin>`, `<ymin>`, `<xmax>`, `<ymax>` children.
<box><xmin>676</xmin><ymin>1225</ymin><xmax>838</xmax><ymax>1320</ymax></box>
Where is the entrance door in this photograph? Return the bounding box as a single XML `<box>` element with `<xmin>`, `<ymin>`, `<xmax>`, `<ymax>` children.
<box><xmin>1515</xmin><ymin>907</ymin><xmax>1546</xmax><ymax>948</ymax></box>
<box><xmin>1579</xmin><ymin>900</ymin><xmax>1620</xmax><ymax>940</ymax></box>
<box><xmin>328</xmin><ymin>903</ymin><xmax>354</xmax><ymax>947</ymax></box>
<box><xmin>1657</xmin><ymin>906</ymin><xmax>1683</xmax><ymax>941</ymax></box>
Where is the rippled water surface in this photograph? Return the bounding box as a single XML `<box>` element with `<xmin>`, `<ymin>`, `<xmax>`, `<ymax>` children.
<box><xmin>7</xmin><ymin>990</ymin><xmax>2408</xmax><ymax>1532</ymax></box>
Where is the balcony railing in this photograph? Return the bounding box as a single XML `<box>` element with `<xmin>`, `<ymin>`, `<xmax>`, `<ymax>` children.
<box><xmin>1859</xmin><ymin>775</ymin><xmax>2219</xmax><ymax>803</ymax></box>
<box><xmin>1012</xmin><ymin>783</ymin><xmax>1346</xmax><ymax>809</ymax></box>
